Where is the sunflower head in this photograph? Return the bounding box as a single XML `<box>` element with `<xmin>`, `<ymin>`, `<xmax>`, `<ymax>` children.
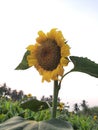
<box><xmin>27</xmin><ymin>28</ymin><xmax>70</xmax><ymax>82</ymax></box>
<box><xmin>27</xmin><ymin>93</ymin><xmax>32</xmax><ymax>98</ymax></box>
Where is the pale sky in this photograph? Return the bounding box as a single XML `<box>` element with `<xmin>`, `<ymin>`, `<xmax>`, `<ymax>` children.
<box><xmin>0</xmin><ymin>0</ymin><xmax>98</xmax><ymax>109</ymax></box>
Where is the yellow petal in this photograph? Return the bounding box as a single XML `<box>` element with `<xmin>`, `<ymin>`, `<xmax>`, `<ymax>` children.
<box><xmin>60</xmin><ymin>57</ymin><xmax>69</xmax><ymax>66</ymax></box>
<box><xmin>61</xmin><ymin>44</ymin><xmax>70</xmax><ymax>57</ymax></box>
<box><xmin>26</xmin><ymin>44</ymin><xmax>39</xmax><ymax>52</ymax></box>
<box><xmin>36</xmin><ymin>31</ymin><xmax>47</xmax><ymax>43</ymax></box>
<box><xmin>36</xmin><ymin>66</ymin><xmax>44</xmax><ymax>75</ymax></box>
<box><xmin>42</xmin><ymin>71</ymin><xmax>51</xmax><ymax>82</ymax></box>
<box><xmin>47</xmin><ymin>28</ymin><xmax>57</xmax><ymax>39</ymax></box>
<box><xmin>51</xmin><ymin>70</ymin><xmax>58</xmax><ymax>80</ymax></box>
<box><xmin>51</xmin><ymin>65</ymin><xmax>64</xmax><ymax>80</ymax></box>
<box><xmin>26</xmin><ymin>45</ymin><xmax>34</xmax><ymax>51</ymax></box>
<box><xmin>57</xmin><ymin>65</ymin><xmax>64</xmax><ymax>76</ymax></box>
<box><xmin>55</xmin><ymin>31</ymin><xmax>65</xmax><ymax>47</ymax></box>
<box><xmin>27</xmin><ymin>55</ymin><xmax>38</xmax><ymax>66</ymax></box>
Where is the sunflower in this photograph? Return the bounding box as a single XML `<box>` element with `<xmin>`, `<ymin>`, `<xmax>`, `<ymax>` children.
<box><xmin>58</xmin><ymin>102</ymin><xmax>65</xmax><ymax>111</ymax></box>
<box><xmin>27</xmin><ymin>93</ymin><xmax>32</xmax><ymax>98</ymax></box>
<box><xmin>26</xmin><ymin>28</ymin><xmax>70</xmax><ymax>82</ymax></box>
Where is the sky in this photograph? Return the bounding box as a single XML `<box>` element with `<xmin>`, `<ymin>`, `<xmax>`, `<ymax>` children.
<box><xmin>0</xmin><ymin>0</ymin><xmax>98</xmax><ymax>109</ymax></box>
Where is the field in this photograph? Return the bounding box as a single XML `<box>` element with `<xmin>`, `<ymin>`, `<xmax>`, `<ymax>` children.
<box><xmin>0</xmin><ymin>96</ymin><xmax>98</xmax><ymax>130</ymax></box>
<box><xmin>0</xmin><ymin>84</ymin><xmax>98</xmax><ymax>129</ymax></box>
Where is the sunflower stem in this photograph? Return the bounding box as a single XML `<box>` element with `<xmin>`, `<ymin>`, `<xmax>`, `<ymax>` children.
<box><xmin>58</xmin><ymin>69</ymin><xmax>73</xmax><ymax>88</ymax></box>
<box><xmin>52</xmin><ymin>80</ymin><xmax>59</xmax><ymax>119</ymax></box>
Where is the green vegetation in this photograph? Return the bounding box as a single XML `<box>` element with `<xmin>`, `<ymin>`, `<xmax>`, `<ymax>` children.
<box><xmin>0</xmin><ymin>97</ymin><xmax>98</xmax><ymax>129</ymax></box>
<box><xmin>0</xmin><ymin>84</ymin><xmax>98</xmax><ymax>129</ymax></box>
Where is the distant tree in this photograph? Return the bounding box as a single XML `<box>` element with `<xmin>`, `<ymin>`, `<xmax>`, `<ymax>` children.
<box><xmin>0</xmin><ymin>83</ymin><xmax>27</xmax><ymax>101</ymax></box>
<box><xmin>17</xmin><ymin>90</ymin><xmax>24</xmax><ymax>100</ymax></box>
<box><xmin>81</xmin><ymin>100</ymin><xmax>89</xmax><ymax>114</ymax></box>
<box><xmin>74</xmin><ymin>103</ymin><xmax>80</xmax><ymax>113</ymax></box>
<box><xmin>0</xmin><ymin>83</ymin><xmax>11</xmax><ymax>97</ymax></box>
<box><xmin>41</xmin><ymin>95</ymin><xmax>60</xmax><ymax>103</ymax></box>
<box><xmin>10</xmin><ymin>90</ymin><xmax>18</xmax><ymax>101</ymax></box>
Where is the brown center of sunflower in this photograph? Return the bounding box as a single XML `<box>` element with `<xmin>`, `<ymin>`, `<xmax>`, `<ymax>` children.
<box><xmin>36</xmin><ymin>39</ymin><xmax>61</xmax><ymax>71</ymax></box>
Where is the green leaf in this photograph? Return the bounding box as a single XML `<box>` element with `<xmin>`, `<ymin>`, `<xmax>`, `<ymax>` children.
<box><xmin>70</xmin><ymin>56</ymin><xmax>98</xmax><ymax>78</ymax></box>
<box><xmin>0</xmin><ymin>116</ymin><xmax>73</xmax><ymax>130</ymax></box>
<box><xmin>20</xmin><ymin>98</ymin><xmax>50</xmax><ymax>112</ymax></box>
<box><xmin>15</xmin><ymin>50</ymin><xmax>31</xmax><ymax>70</ymax></box>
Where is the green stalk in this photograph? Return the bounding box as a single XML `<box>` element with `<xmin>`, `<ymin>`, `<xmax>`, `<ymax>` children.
<box><xmin>52</xmin><ymin>80</ymin><xmax>59</xmax><ymax>119</ymax></box>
